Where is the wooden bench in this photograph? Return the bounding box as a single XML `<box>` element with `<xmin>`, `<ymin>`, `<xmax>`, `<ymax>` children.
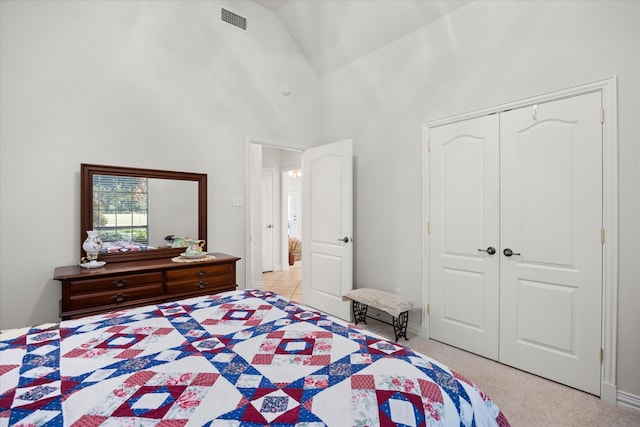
<box><xmin>342</xmin><ymin>288</ymin><xmax>418</xmax><ymax>341</ymax></box>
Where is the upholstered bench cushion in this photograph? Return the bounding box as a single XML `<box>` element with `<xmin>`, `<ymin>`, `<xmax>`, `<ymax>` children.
<box><xmin>342</xmin><ymin>288</ymin><xmax>417</xmax><ymax>318</ymax></box>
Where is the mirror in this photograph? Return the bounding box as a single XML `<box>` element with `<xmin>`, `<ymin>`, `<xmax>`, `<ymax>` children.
<box><xmin>80</xmin><ymin>164</ymin><xmax>207</xmax><ymax>263</ymax></box>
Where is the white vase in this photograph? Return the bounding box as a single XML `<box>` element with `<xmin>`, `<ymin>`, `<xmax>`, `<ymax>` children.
<box><xmin>82</xmin><ymin>230</ymin><xmax>103</xmax><ymax>263</ymax></box>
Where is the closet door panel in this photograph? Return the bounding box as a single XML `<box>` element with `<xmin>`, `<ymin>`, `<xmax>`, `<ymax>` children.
<box><xmin>429</xmin><ymin>115</ymin><xmax>500</xmax><ymax>360</ymax></box>
<box><xmin>518</xmin><ymin>124</ymin><xmax>575</xmax><ymax>265</ymax></box>
<box><xmin>499</xmin><ymin>92</ymin><xmax>603</xmax><ymax>395</ymax></box>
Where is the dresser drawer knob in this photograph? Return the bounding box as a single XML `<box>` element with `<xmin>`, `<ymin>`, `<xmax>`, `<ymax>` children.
<box><xmin>196</xmin><ymin>281</ymin><xmax>207</xmax><ymax>289</ymax></box>
<box><xmin>197</xmin><ymin>269</ymin><xmax>207</xmax><ymax>277</ymax></box>
<box><xmin>111</xmin><ymin>293</ymin><xmax>129</xmax><ymax>303</ymax></box>
<box><xmin>112</xmin><ymin>279</ymin><xmax>128</xmax><ymax>288</ymax></box>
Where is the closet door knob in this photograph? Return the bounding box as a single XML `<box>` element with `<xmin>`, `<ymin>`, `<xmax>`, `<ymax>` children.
<box><xmin>503</xmin><ymin>248</ymin><xmax>521</xmax><ymax>257</ymax></box>
<box><xmin>477</xmin><ymin>247</ymin><xmax>496</xmax><ymax>255</ymax></box>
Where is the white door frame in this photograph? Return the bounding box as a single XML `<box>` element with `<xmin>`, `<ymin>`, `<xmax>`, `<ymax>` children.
<box><xmin>282</xmin><ymin>167</ymin><xmax>302</xmax><ymax>269</ymax></box>
<box><xmin>422</xmin><ymin>77</ymin><xmax>618</xmax><ymax>404</ymax></box>
<box><xmin>246</xmin><ymin>136</ymin><xmax>310</xmax><ymax>289</ymax></box>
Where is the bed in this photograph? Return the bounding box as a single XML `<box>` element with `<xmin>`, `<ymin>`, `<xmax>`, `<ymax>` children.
<box><xmin>0</xmin><ymin>290</ymin><xmax>509</xmax><ymax>426</ymax></box>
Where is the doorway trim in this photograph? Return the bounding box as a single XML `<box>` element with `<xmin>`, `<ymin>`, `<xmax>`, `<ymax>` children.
<box><xmin>422</xmin><ymin>77</ymin><xmax>618</xmax><ymax>404</ymax></box>
<box><xmin>246</xmin><ymin>136</ymin><xmax>310</xmax><ymax>291</ymax></box>
<box><xmin>282</xmin><ymin>166</ymin><xmax>303</xmax><ymax>270</ymax></box>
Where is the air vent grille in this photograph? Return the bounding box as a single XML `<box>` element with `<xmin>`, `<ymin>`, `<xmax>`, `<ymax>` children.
<box><xmin>221</xmin><ymin>8</ymin><xmax>247</xmax><ymax>31</ymax></box>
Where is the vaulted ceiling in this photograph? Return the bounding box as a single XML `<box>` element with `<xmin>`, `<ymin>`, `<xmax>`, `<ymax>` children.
<box><xmin>253</xmin><ymin>0</ymin><xmax>472</xmax><ymax>76</ymax></box>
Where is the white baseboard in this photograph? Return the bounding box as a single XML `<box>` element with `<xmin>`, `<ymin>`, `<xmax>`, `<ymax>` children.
<box><xmin>248</xmin><ymin>280</ymin><xmax>263</xmax><ymax>290</ymax></box>
<box><xmin>601</xmin><ymin>381</ymin><xmax>617</xmax><ymax>405</ymax></box>
<box><xmin>408</xmin><ymin>322</ymin><xmax>422</xmax><ymax>336</ymax></box>
<box><xmin>618</xmin><ymin>390</ymin><xmax>640</xmax><ymax>414</ymax></box>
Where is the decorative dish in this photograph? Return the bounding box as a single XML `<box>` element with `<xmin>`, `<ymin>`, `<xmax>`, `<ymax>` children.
<box><xmin>180</xmin><ymin>252</ymin><xmax>207</xmax><ymax>259</ymax></box>
<box><xmin>79</xmin><ymin>261</ymin><xmax>106</xmax><ymax>269</ymax></box>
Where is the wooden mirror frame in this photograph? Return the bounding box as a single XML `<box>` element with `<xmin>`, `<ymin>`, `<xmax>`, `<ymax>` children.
<box><xmin>80</xmin><ymin>164</ymin><xmax>207</xmax><ymax>263</ymax></box>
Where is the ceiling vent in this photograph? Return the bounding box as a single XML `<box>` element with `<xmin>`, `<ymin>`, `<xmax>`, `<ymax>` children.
<box><xmin>221</xmin><ymin>8</ymin><xmax>247</xmax><ymax>31</ymax></box>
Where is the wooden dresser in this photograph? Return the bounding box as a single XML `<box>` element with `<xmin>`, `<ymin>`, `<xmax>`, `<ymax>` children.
<box><xmin>54</xmin><ymin>253</ymin><xmax>240</xmax><ymax>319</ymax></box>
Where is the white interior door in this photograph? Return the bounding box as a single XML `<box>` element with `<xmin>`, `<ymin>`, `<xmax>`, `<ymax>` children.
<box><xmin>499</xmin><ymin>93</ymin><xmax>603</xmax><ymax>395</ymax></box>
<box><xmin>429</xmin><ymin>115</ymin><xmax>501</xmax><ymax>360</ymax></box>
<box><xmin>302</xmin><ymin>139</ymin><xmax>353</xmax><ymax>320</ymax></box>
<box><xmin>261</xmin><ymin>169</ymin><xmax>274</xmax><ymax>272</ymax></box>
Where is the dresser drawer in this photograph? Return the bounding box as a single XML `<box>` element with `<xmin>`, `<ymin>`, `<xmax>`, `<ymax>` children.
<box><xmin>66</xmin><ymin>272</ymin><xmax>164</xmax><ymax>312</ymax></box>
<box><xmin>67</xmin><ymin>284</ymin><xmax>164</xmax><ymax>311</ymax></box>
<box><xmin>165</xmin><ymin>264</ymin><xmax>235</xmax><ymax>296</ymax></box>
<box><xmin>68</xmin><ymin>272</ymin><xmax>163</xmax><ymax>295</ymax></box>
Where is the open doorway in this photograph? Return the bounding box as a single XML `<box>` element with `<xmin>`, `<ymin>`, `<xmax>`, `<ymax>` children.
<box><xmin>246</xmin><ymin>137</ymin><xmax>307</xmax><ymax>296</ymax></box>
<box><xmin>247</xmin><ymin>137</ymin><xmax>354</xmax><ymax>319</ymax></box>
<box><xmin>261</xmin><ymin>164</ymin><xmax>303</xmax><ymax>301</ymax></box>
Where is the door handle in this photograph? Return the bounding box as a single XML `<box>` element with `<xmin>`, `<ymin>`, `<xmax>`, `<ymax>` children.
<box><xmin>477</xmin><ymin>246</ymin><xmax>496</xmax><ymax>255</ymax></box>
<box><xmin>338</xmin><ymin>237</ymin><xmax>350</xmax><ymax>243</ymax></box>
<box><xmin>503</xmin><ymin>248</ymin><xmax>521</xmax><ymax>257</ymax></box>
<box><xmin>266</xmin><ymin>225</ymin><xmax>273</xmax><ymax>228</ymax></box>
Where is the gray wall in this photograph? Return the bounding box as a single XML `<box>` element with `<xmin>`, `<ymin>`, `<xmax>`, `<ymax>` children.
<box><xmin>0</xmin><ymin>0</ymin><xmax>322</xmax><ymax>328</ymax></box>
<box><xmin>320</xmin><ymin>0</ymin><xmax>640</xmax><ymax>400</ymax></box>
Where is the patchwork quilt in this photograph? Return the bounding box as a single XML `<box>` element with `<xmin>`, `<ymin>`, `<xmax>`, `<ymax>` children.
<box><xmin>0</xmin><ymin>290</ymin><xmax>510</xmax><ymax>426</ymax></box>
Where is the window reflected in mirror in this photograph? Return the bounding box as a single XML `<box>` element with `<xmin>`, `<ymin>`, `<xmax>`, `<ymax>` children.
<box><xmin>92</xmin><ymin>174</ymin><xmax>150</xmax><ymax>244</ymax></box>
<box><xmin>81</xmin><ymin>164</ymin><xmax>207</xmax><ymax>263</ymax></box>
<box><xmin>92</xmin><ymin>175</ymin><xmax>198</xmax><ymax>251</ymax></box>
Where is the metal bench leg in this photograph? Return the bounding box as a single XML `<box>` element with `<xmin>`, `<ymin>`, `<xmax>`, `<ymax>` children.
<box><xmin>392</xmin><ymin>311</ymin><xmax>409</xmax><ymax>341</ymax></box>
<box><xmin>352</xmin><ymin>301</ymin><xmax>368</xmax><ymax>324</ymax></box>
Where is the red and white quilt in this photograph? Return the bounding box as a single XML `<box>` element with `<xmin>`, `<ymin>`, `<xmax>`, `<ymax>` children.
<box><xmin>0</xmin><ymin>290</ymin><xmax>510</xmax><ymax>426</ymax></box>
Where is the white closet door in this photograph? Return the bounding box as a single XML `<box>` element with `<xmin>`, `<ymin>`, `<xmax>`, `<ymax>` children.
<box><xmin>499</xmin><ymin>92</ymin><xmax>603</xmax><ymax>395</ymax></box>
<box><xmin>429</xmin><ymin>115</ymin><xmax>500</xmax><ymax>360</ymax></box>
<box><xmin>261</xmin><ymin>169</ymin><xmax>275</xmax><ymax>272</ymax></box>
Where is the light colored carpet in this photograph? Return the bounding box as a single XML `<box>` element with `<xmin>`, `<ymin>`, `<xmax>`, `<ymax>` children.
<box><xmin>361</xmin><ymin>322</ymin><xmax>640</xmax><ymax>427</ymax></box>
